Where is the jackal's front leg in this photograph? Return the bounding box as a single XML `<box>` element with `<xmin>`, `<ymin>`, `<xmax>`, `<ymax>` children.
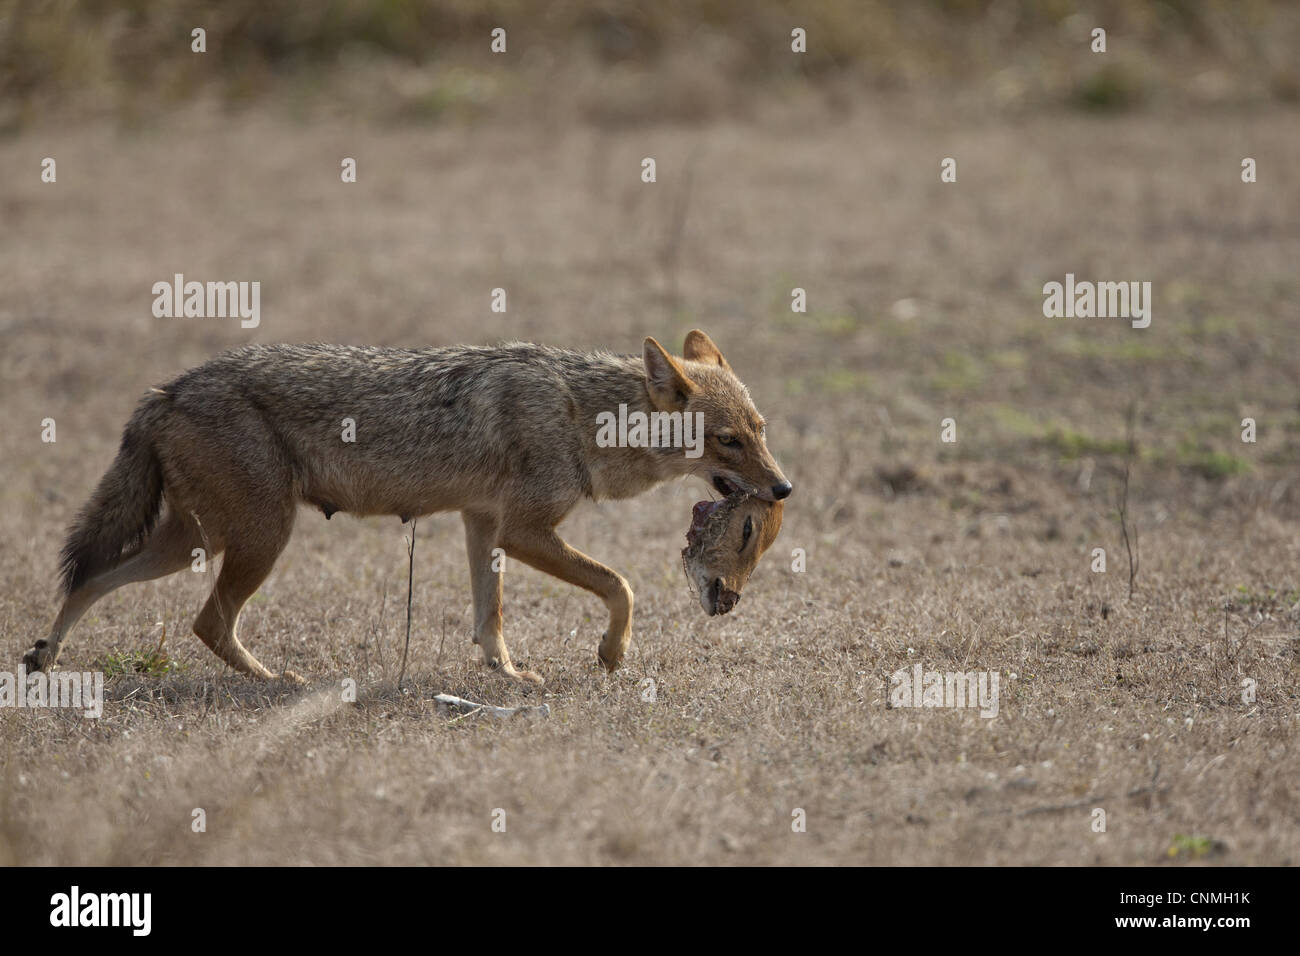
<box><xmin>461</xmin><ymin>510</ymin><xmax>543</xmax><ymax>685</ymax></box>
<box><xmin>502</xmin><ymin>524</ymin><xmax>633</xmax><ymax>671</ymax></box>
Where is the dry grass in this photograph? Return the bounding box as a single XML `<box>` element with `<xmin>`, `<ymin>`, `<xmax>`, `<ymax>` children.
<box><xmin>1</xmin><ymin>83</ymin><xmax>1298</xmax><ymax>864</ymax></box>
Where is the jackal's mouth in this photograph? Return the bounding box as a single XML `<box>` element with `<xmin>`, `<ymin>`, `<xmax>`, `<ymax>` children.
<box><xmin>711</xmin><ymin>474</ymin><xmax>742</xmax><ymax>496</ymax></box>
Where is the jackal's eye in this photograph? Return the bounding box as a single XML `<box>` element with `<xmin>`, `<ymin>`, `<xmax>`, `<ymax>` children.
<box><xmin>740</xmin><ymin>516</ymin><xmax>753</xmax><ymax>551</ymax></box>
<box><xmin>717</xmin><ymin>435</ymin><xmax>742</xmax><ymax>449</ymax></box>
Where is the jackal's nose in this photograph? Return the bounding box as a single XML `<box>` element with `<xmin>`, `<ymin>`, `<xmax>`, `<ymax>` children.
<box><xmin>772</xmin><ymin>481</ymin><xmax>793</xmax><ymax>500</ymax></box>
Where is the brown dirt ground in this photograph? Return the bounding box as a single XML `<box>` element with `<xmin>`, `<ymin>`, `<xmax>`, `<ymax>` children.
<box><xmin>1</xmin><ymin>92</ymin><xmax>1297</xmax><ymax>864</ymax></box>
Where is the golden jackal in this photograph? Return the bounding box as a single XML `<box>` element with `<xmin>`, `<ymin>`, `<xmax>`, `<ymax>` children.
<box><xmin>24</xmin><ymin>330</ymin><xmax>791</xmax><ymax>684</ymax></box>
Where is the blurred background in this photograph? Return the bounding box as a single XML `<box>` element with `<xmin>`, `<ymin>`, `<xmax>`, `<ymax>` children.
<box><xmin>4</xmin><ymin>0</ymin><xmax>1300</xmax><ymax>128</ymax></box>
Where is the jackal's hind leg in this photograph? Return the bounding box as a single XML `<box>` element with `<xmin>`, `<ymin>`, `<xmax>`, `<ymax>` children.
<box><xmin>191</xmin><ymin>510</ymin><xmax>301</xmax><ymax>684</ymax></box>
<box><xmin>25</xmin><ymin>511</ymin><xmax>207</xmax><ymax>673</ymax></box>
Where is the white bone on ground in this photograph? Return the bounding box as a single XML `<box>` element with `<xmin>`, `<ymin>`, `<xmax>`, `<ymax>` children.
<box><xmin>433</xmin><ymin>693</ymin><xmax>550</xmax><ymax>719</ymax></box>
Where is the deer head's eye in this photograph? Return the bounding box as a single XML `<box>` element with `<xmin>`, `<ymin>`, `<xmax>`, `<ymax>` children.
<box><xmin>718</xmin><ymin>435</ymin><xmax>741</xmax><ymax>449</ymax></box>
<box><xmin>740</xmin><ymin>516</ymin><xmax>754</xmax><ymax>551</ymax></box>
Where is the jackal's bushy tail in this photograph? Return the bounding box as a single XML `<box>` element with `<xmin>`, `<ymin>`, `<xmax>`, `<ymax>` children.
<box><xmin>59</xmin><ymin>396</ymin><xmax>167</xmax><ymax>594</ymax></box>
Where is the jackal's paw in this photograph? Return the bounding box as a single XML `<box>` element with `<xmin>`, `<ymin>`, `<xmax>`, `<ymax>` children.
<box><xmin>487</xmin><ymin>659</ymin><xmax>545</xmax><ymax>686</ymax></box>
<box><xmin>279</xmin><ymin>669</ymin><xmax>307</xmax><ymax>686</ymax></box>
<box><xmin>596</xmin><ymin>648</ymin><xmax>624</xmax><ymax>673</ymax></box>
<box><xmin>22</xmin><ymin>639</ymin><xmax>55</xmax><ymax>673</ymax></box>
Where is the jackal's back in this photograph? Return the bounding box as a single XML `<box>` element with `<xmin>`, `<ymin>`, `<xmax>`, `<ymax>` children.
<box><xmin>158</xmin><ymin>343</ymin><xmax>637</xmax><ymax>519</ymax></box>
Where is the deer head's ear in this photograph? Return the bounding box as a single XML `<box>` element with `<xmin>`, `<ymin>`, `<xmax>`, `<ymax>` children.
<box><xmin>643</xmin><ymin>336</ymin><xmax>696</xmax><ymax>411</ymax></box>
<box><xmin>683</xmin><ymin>329</ymin><xmax>732</xmax><ymax>372</ymax></box>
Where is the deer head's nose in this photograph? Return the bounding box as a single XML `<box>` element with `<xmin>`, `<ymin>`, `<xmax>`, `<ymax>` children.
<box><xmin>772</xmin><ymin>481</ymin><xmax>793</xmax><ymax>500</ymax></box>
<box><xmin>713</xmin><ymin>580</ymin><xmax>740</xmax><ymax>615</ymax></box>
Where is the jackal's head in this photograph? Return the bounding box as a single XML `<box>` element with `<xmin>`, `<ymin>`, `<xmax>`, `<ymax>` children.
<box><xmin>643</xmin><ymin>329</ymin><xmax>793</xmax><ymax>503</ymax></box>
<box><xmin>682</xmin><ymin>493</ymin><xmax>784</xmax><ymax>615</ymax></box>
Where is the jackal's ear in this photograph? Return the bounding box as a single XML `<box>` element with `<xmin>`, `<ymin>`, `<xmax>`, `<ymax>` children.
<box><xmin>643</xmin><ymin>336</ymin><xmax>697</xmax><ymax>411</ymax></box>
<box><xmin>682</xmin><ymin>329</ymin><xmax>732</xmax><ymax>372</ymax></box>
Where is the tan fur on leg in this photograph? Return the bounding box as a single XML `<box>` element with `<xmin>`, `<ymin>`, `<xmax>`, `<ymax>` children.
<box><xmin>462</xmin><ymin>510</ymin><xmax>542</xmax><ymax>684</ymax></box>
<box><xmin>503</xmin><ymin>524</ymin><xmax>633</xmax><ymax>671</ymax></box>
